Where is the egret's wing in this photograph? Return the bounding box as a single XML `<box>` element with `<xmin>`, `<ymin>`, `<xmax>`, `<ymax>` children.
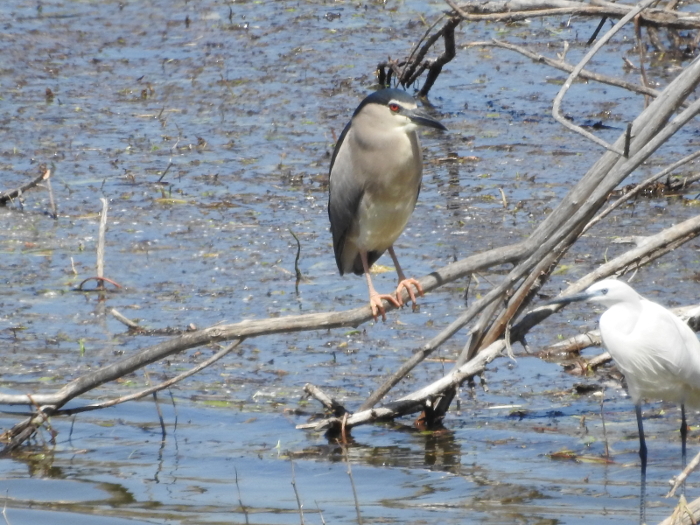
<box><xmin>640</xmin><ymin>301</ymin><xmax>700</xmax><ymax>392</ymax></box>
<box><xmin>328</xmin><ymin>121</ymin><xmax>364</xmax><ymax>275</ymax></box>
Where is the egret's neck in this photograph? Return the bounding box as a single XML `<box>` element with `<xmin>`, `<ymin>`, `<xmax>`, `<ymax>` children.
<box><xmin>600</xmin><ymin>299</ymin><xmax>643</xmax><ymax>336</ymax></box>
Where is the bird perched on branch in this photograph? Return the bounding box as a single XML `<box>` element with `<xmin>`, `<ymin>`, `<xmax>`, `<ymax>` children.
<box><xmin>545</xmin><ymin>279</ymin><xmax>700</xmax><ymax>478</ymax></box>
<box><xmin>328</xmin><ymin>88</ymin><xmax>446</xmax><ymax>320</ymax></box>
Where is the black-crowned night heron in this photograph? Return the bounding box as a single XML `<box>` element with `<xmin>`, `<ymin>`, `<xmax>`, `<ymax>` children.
<box><xmin>328</xmin><ymin>88</ymin><xmax>446</xmax><ymax>320</ymax></box>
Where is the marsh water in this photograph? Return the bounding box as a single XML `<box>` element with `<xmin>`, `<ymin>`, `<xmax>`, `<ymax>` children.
<box><xmin>1</xmin><ymin>0</ymin><xmax>700</xmax><ymax>523</ymax></box>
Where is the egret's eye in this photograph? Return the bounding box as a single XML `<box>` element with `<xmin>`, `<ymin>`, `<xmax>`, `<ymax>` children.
<box><xmin>601</xmin><ymin>289</ymin><xmax>608</xmax><ymax>295</ymax></box>
<box><xmin>389</xmin><ymin>103</ymin><xmax>400</xmax><ymax>112</ymax></box>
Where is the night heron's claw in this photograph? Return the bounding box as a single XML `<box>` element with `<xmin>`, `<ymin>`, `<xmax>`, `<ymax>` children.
<box><xmin>369</xmin><ymin>292</ymin><xmax>401</xmax><ymax>321</ymax></box>
<box><xmin>395</xmin><ymin>278</ymin><xmax>424</xmax><ymax>308</ymax></box>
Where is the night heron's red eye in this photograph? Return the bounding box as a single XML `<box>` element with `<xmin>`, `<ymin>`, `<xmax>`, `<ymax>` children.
<box><xmin>389</xmin><ymin>103</ymin><xmax>400</xmax><ymax>112</ymax></box>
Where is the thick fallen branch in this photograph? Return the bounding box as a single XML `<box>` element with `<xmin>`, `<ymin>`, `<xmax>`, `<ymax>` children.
<box><xmin>448</xmin><ymin>0</ymin><xmax>700</xmax><ymax>29</ymax></box>
<box><xmin>55</xmin><ymin>340</ymin><xmax>243</xmax><ymax>416</ymax></box>
<box><xmin>0</xmin><ymin>243</ymin><xmax>524</xmax><ymax>409</ymax></box>
<box><xmin>7</xmin><ymin>212</ymin><xmax>697</xmax><ymax>444</ymax></box>
<box><xmin>366</xmin><ymin>53</ymin><xmax>700</xmax><ymax>413</ymax></box>
<box><xmin>298</xmin><ymin>340</ymin><xmax>506</xmax><ymax>432</ymax></box>
<box><xmin>299</xmin><ymin>214</ymin><xmax>700</xmax><ymax>431</ymax></box>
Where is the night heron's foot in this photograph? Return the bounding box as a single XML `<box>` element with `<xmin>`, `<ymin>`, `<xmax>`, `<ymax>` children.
<box><xmin>395</xmin><ymin>278</ymin><xmax>424</xmax><ymax>309</ymax></box>
<box><xmin>369</xmin><ymin>292</ymin><xmax>401</xmax><ymax>321</ymax></box>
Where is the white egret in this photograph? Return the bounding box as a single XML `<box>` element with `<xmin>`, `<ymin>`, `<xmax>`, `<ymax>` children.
<box><xmin>546</xmin><ymin>278</ymin><xmax>700</xmax><ymax>478</ymax></box>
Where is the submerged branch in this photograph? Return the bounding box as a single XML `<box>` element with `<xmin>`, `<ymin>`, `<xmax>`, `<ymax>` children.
<box><xmin>0</xmin><ymin>169</ymin><xmax>51</xmax><ymax>206</ymax></box>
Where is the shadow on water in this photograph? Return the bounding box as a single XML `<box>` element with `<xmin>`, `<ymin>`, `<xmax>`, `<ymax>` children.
<box><xmin>0</xmin><ymin>0</ymin><xmax>698</xmax><ymax>523</ymax></box>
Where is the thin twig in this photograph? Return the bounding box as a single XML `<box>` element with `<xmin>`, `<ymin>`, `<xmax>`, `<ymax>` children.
<box><xmin>466</xmin><ymin>39</ymin><xmax>662</xmax><ymax>99</ymax></box>
<box><xmin>587</xmin><ymin>16</ymin><xmax>608</xmax><ymax>45</ymax></box>
<box><xmin>634</xmin><ymin>14</ymin><xmax>651</xmax><ymax>108</ymax></box>
<box><xmin>96</xmin><ymin>198</ymin><xmax>108</xmax><ymax>289</ymax></box>
<box><xmin>234</xmin><ymin>467</ymin><xmax>250</xmax><ymax>525</ymax></box>
<box><xmin>552</xmin><ymin>0</ymin><xmax>657</xmax><ymax>154</ymax></box>
<box><xmin>668</xmin><ymin>450</ymin><xmax>700</xmax><ymax>498</ymax></box>
<box><xmin>623</xmin><ymin>123</ymin><xmax>632</xmax><ymax>158</ymax></box>
<box><xmin>315</xmin><ymin>501</ymin><xmax>326</xmax><ymax>525</ymax></box>
<box><xmin>45</xmin><ymin>170</ymin><xmax>57</xmax><ymax>219</ymax></box>
<box><xmin>587</xmin><ymin>351</ymin><xmax>612</xmax><ymax>369</ymax></box>
<box><xmin>303</xmin><ymin>384</ymin><xmax>347</xmax><ymax>416</ymax></box>
<box><xmin>290</xmin><ymin>229</ymin><xmax>303</xmax><ymax>294</ymax></box>
<box><xmin>2</xmin><ymin>490</ymin><xmax>10</xmax><ymax>525</ymax></box>
<box><xmin>600</xmin><ymin>388</ymin><xmax>610</xmax><ymax>459</ymax></box>
<box><xmin>110</xmin><ymin>308</ymin><xmax>141</xmax><ymax>330</ymax></box>
<box><xmin>76</xmin><ymin>276</ymin><xmax>123</xmax><ymax>291</ymax></box>
<box><xmin>342</xmin><ymin>444</ymin><xmax>363</xmax><ymax>525</ymax></box>
<box><xmin>399</xmin><ymin>14</ymin><xmax>446</xmax><ymax>85</ymax></box>
<box><xmin>54</xmin><ymin>340</ymin><xmax>243</xmax><ymax>415</ymax></box>
<box><xmin>167</xmin><ymin>387</ymin><xmax>178</xmax><ymax>432</ymax></box>
<box><xmin>290</xmin><ymin>459</ymin><xmax>305</xmax><ymax>525</ymax></box>
<box><xmin>584</xmin><ymin>149</ymin><xmax>700</xmax><ymax>233</ymax></box>
<box><xmin>147</xmin><ymin>370</ymin><xmax>167</xmax><ymax>441</ymax></box>
<box><xmin>157</xmin><ymin>161</ymin><xmax>173</xmax><ymax>183</ymax></box>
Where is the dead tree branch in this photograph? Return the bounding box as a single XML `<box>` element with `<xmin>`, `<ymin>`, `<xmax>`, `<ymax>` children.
<box><xmin>301</xmin><ymin>215</ymin><xmax>700</xmax><ymax>433</ymax></box>
<box><xmin>377</xmin><ymin>16</ymin><xmax>460</xmax><ymax>95</ymax></box>
<box><xmin>388</xmin><ymin>0</ymin><xmax>700</xmax><ymax>97</ymax></box>
<box><xmin>0</xmin><ymin>241</ymin><xmax>524</xmax><ymax>410</ymax></box>
<box><xmin>0</xmin><ymin>168</ymin><xmax>51</xmax><ymax>206</ymax></box>
<box><xmin>359</xmin><ymin>47</ymin><xmax>700</xmax><ymax>417</ymax></box>
<box><xmin>552</xmin><ymin>0</ymin><xmax>657</xmax><ymax>155</ymax></box>
<box><xmin>2</xmin><ymin>2</ymin><xmax>700</xmax><ymax>451</ymax></box>
<box><xmin>466</xmin><ymin>39</ymin><xmax>663</xmax><ymax>99</ymax></box>
<box><xmin>584</xmin><ymin>149</ymin><xmax>700</xmax><ymax>233</ymax></box>
<box><xmin>449</xmin><ymin>0</ymin><xmax>700</xmax><ymax>29</ymax></box>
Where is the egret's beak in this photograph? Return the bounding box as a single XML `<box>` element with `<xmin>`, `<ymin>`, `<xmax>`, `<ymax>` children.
<box><xmin>541</xmin><ymin>289</ymin><xmax>603</xmax><ymax>306</ymax></box>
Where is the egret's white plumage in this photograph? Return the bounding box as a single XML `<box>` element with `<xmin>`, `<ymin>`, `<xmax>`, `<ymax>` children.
<box><xmin>548</xmin><ymin>278</ymin><xmax>700</xmax><ymax>477</ymax></box>
<box><xmin>587</xmin><ymin>280</ymin><xmax>700</xmax><ymax>407</ymax></box>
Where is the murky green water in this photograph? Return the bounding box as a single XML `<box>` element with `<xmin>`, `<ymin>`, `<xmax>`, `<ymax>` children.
<box><xmin>1</xmin><ymin>0</ymin><xmax>699</xmax><ymax>523</ymax></box>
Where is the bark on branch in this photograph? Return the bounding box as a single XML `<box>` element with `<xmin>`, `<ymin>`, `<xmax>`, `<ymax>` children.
<box><xmin>449</xmin><ymin>0</ymin><xmax>700</xmax><ymax>29</ymax></box>
<box><xmin>0</xmin><ymin>168</ymin><xmax>51</xmax><ymax>205</ymax></box>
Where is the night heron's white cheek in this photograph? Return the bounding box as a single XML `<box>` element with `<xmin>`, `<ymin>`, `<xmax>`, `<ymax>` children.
<box><xmin>403</xmin><ymin>119</ymin><xmax>419</xmax><ymax>133</ymax></box>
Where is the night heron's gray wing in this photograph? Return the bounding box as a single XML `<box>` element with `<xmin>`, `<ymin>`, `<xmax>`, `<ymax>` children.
<box><xmin>328</xmin><ymin>121</ymin><xmax>366</xmax><ymax>275</ymax></box>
